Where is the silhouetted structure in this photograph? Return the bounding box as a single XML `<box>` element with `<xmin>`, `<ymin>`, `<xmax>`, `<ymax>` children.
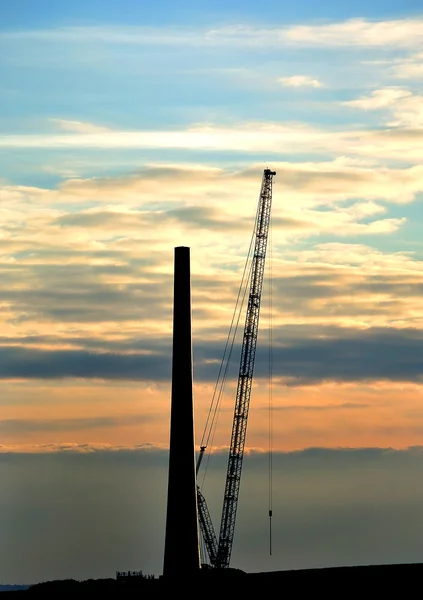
<box><xmin>162</xmin><ymin>246</ymin><xmax>201</xmax><ymax>577</ymax></box>
<box><xmin>116</xmin><ymin>570</ymin><xmax>154</xmax><ymax>582</ymax></box>
<box><xmin>196</xmin><ymin>168</ymin><xmax>276</xmax><ymax>569</ymax></box>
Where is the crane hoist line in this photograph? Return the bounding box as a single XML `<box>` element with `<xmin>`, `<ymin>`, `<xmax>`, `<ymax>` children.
<box><xmin>197</xmin><ymin>168</ymin><xmax>276</xmax><ymax>570</ymax></box>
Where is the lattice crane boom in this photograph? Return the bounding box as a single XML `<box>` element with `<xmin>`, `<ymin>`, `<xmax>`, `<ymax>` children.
<box><xmin>197</xmin><ymin>168</ymin><xmax>275</xmax><ymax>569</ymax></box>
<box><xmin>196</xmin><ymin>446</ymin><xmax>218</xmax><ymax>565</ymax></box>
<box><xmin>214</xmin><ymin>168</ymin><xmax>275</xmax><ymax>569</ymax></box>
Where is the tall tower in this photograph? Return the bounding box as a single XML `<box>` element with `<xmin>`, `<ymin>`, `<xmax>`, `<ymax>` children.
<box><xmin>163</xmin><ymin>246</ymin><xmax>201</xmax><ymax>577</ymax></box>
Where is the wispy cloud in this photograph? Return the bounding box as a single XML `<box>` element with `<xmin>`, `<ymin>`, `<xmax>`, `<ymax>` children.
<box><xmin>393</xmin><ymin>53</ymin><xmax>423</xmax><ymax>79</ymax></box>
<box><xmin>2</xmin><ymin>119</ymin><xmax>423</xmax><ymax>162</ymax></box>
<box><xmin>0</xmin><ymin>414</ymin><xmax>154</xmax><ymax>433</ymax></box>
<box><xmin>283</xmin><ymin>18</ymin><xmax>423</xmax><ymax>47</ymax></box>
<box><xmin>343</xmin><ymin>87</ymin><xmax>423</xmax><ymax>127</ymax></box>
<box><xmin>0</xmin><ymin>122</ymin><xmax>327</xmax><ymax>151</ymax></box>
<box><xmin>50</xmin><ymin>119</ymin><xmax>112</xmax><ymax>134</ymax></box>
<box><xmin>344</xmin><ymin>88</ymin><xmax>412</xmax><ymax>110</ymax></box>
<box><xmin>0</xmin><ymin>441</ymin><xmax>169</xmax><ymax>454</ymax></box>
<box><xmin>270</xmin><ymin>402</ymin><xmax>369</xmax><ymax>411</ymax></box>
<box><xmin>278</xmin><ymin>75</ymin><xmax>323</xmax><ymax>88</ymax></box>
<box><xmin>3</xmin><ymin>19</ymin><xmax>423</xmax><ymax>48</ymax></box>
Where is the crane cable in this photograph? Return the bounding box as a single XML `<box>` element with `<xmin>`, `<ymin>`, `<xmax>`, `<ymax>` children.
<box><xmin>198</xmin><ymin>199</ymin><xmax>261</xmax><ymax>490</ymax></box>
<box><xmin>268</xmin><ymin>216</ymin><xmax>274</xmax><ymax>556</ymax></box>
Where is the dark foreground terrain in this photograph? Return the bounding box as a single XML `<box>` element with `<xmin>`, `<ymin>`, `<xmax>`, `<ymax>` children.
<box><xmin>3</xmin><ymin>563</ymin><xmax>423</xmax><ymax>596</ymax></box>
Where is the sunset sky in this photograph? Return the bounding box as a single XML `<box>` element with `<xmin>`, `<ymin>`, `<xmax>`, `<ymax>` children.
<box><xmin>2</xmin><ymin>0</ymin><xmax>423</xmax><ymax>585</ymax></box>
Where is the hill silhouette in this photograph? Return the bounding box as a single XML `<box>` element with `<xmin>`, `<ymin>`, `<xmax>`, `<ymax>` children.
<box><xmin>4</xmin><ymin>563</ymin><xmax>423</xmax><ymax>596</ymax></box>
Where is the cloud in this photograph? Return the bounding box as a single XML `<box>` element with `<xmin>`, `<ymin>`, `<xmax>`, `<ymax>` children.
<box><xmin>2</xmin><ymin>325</ymin><xmax>423</xmax><ymax>385</ymax></box>
<box><xmin>50</xmin><ymin>119</ymin><xmax>112</xmax><ymax>134</ymax></box>
<box><xmin>0</xmin><ymin>123</ymin><xmax>329</xmax><ymax>152</ymax></box>
<box><xmin>3</xmin><ymin>11</ymin><xmax>423</xmax><ymax>477</ymax></box>
<box><xmin>271</xmin><ymin>402</ymin><xmax>369</xmax><ymax>411</ymax></box>
<box><xmin>268</xmin><ymin>327</ymin><xmax>423</xmax><ymax>385</ymax></box>
<box><xmin>0</xmin><ymin>160</ymin><xmax>422</xmax><ymax>390</ymax></box>
<box><xmin>283</xmin><ymin>18</ymin><xmax>423</xmax><ymax>47</ymax></box>
<box><xmin>2</xmin><ymin>119</ymin><xmax>423</xmax><ymax>163</ymax></box>
<box><xmin>344</xmin><ymin>88</ymin><xmax>412</xmax><ymax>110</ymax></box>
<box><xmin>343</xmin><ymin>87</ymin><xmax>423</xmax><ymax>127</ymax></box>
<box><xmin>0</xmin><ymin>441</ymin><xmax>420</xmax><ymax>458</ymax></box>
<box><xmin>3</xmin><ymin>19</ymin><xmax>423</xmax><ymax>49</ymax></box>
<box><xmin>393</xmin><ymin>53</ymin><xmax>423</xmax><ymax>79</ymax></box>
<box><xmin>0</xmin><ymin>346</ymin><xmax>170</xmax><ymax>380</ymax></box>
<box><xmin>0</xmin><ymin>441</ymin><xmax>169</xmax><ymax>455</ymax></box>
<box><xmin>54</xmin><ymin>205</ymin><xmax>249</xmax><ymax>232</ymax></box>
<box><xmin>274</xmin><ymin>159</ymin><xmax>423</xmax><ymax>204</ymax></box>
<box><xmin>0</xmin><ymin>414</ymin><xmax>154</xmax><ymax>434</ymax></box>
<box><xmin>278</xmin><ymin>75</ymin><xmax>323</xmax><ymax>88</ymax></box>
<box><xmin>3</xmin><ymin>160</ymin><xmax>423</xmax><ymax>217</ymax></box>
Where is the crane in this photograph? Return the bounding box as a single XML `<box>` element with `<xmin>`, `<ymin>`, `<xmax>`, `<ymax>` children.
<box><xmin>197</xmin><ymin>168</ymin><xmax>276</xmax><ymax>569</ymax></box>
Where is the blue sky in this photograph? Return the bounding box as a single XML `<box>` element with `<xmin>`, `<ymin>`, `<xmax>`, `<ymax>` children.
<box><xmin>3</xmin><ymin>0</ymin><xmax>422</xmax><ymax>28</ymax></box>
<box><xmin>3</xmin><ymin>0</ymin><xmax>423</xmax><ymax>584</ymax></box>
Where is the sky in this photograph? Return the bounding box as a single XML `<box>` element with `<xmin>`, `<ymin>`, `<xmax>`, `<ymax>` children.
<box><xmin>2</xmin><ymin>0</ymin><xmax>423</xmax><ymax>585</ymax></box>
